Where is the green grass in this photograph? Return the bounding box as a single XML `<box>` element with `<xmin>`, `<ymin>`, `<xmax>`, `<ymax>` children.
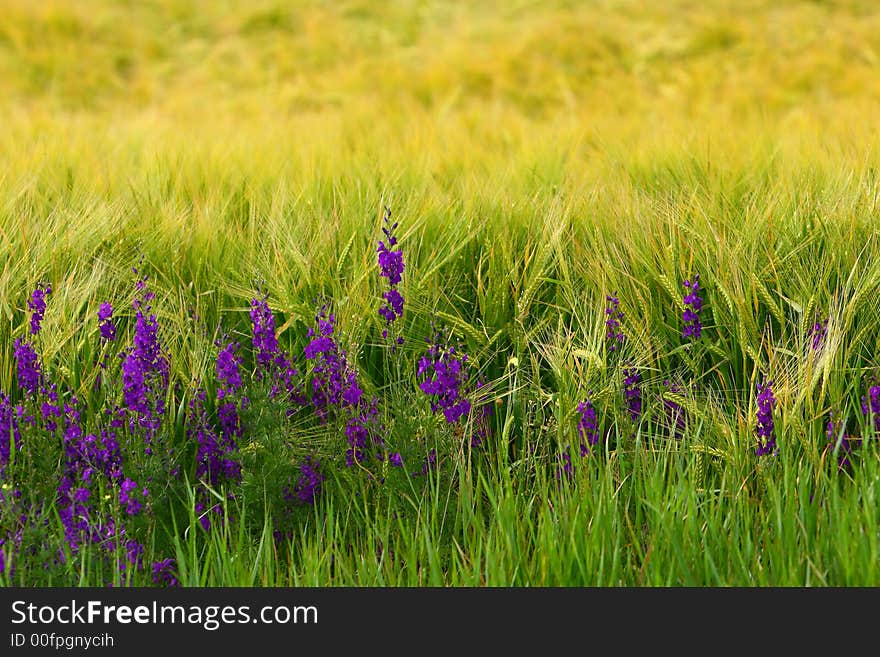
<box><xmin>2</xmin><ymin>0</ymin><xmax>880</xmax><ymax>586</ymax></box>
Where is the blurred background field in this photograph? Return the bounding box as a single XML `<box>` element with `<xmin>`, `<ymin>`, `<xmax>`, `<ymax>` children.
<box><xmin>3</xmin><ymin>0</ymin><xmax>880</xmax><ymax>201</ymax></box>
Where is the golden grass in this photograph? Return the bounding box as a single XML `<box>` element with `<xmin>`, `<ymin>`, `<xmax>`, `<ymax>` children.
<box><xmin>1</xmin><ymin>0</ymin><xmax>879</xmax><ymax>197</ymax></box>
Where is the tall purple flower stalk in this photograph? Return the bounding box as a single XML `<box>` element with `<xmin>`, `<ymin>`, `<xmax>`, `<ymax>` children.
<box><xmin>682</xmin><ymin>274</ymin><xmax>703</xmax><ymax>341</ymax></box>
<box><xmin>577</xmin><ymin>398</ymin><xmax>600</xmax><ymax>455</ymax></box>
<box><xmin>28</xmin><ymin>284</ymin><xmax>52</xmax><ymax>335</ymax></box>
<box><xmin>250</xmin><ymin>294</ymin><xmax>280</xmax><ymax>373</ymax></box>
<box><xmin>377</xmin><ymin>207</ymin><xmax>405</xmax><ymax>342</ymax></box>
<box><xmin>13</xmin><ymin>339</ymin><xmax>41</xmax><ymax>398</ymax></box>
<box><xmin>556</xmin><ymin>451</ymin><xmax>574</xmax><ymax>482</ymax></box>
<box><xmin>622</xmin><ymin>365</ymin><xmax>642</xmax><ymax>422</ymax></box>
<box><xmin>304</xmin><ymin>305</ymin><xmax>362</xmax><ymax>422</ymax></box>
<box><xmin>216</xmin><ymin>341</ymin><xmax>245</xmax><ymax>451</ymax></box>
<box><xmin>755</xmin><ymin>379</ymin><xmax>777</xmax><ymax>456</ymax></box>
<box><xmin>248</xmin><ymin>294</ymin><xmax>304</xmax><ymax>405</ymax></box>
<box><xmin>604</xmin><ymin>294</ymin><xmax>625</xmax><ymax>352</ymax></box>
<box><xmin>121</xmin><ymin>272</ymin><xmax>169</xmax><ymax>454</ymax></box>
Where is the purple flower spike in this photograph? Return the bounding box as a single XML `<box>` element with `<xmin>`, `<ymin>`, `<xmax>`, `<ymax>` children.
<box><xmin>377</xmin><ymin>207</ymin><xmax>405</xmax><ymax>338</ymax></box>
<box><xmin>622</xmin><ymin>365</ymin><xmax>642</xmax><ymax>422</ymax></box>
<box><xmin>289</xmin><ymin>456</ymin><xmax>324</xmax><ymax>505</ymax></box>
<box><xmin>755</xmin><ymin>379</ymin><xmax>777</xmax><ymax>457</ymax></box>
<box><xmin>576</xmin><ymin>399</ymin><xmax>600</xmax><ymax>454</ymax></box>
<box><xmin>13</xmin><ymin>339</ymin><xmax>41</xmax><ymax>397</ymax></box>
<box><xmin>682</xmin><ymin>274</ymin><xmax>703</xmax><ymax>341</ymax></box>
<box><xmin>807</xmin><ymin>316</ymin><xmax>828</xmax><ymax>351</ymax></box>
<box><xmin>98</xmin><ymin>302</ymin><xmax>116</xmax><ymax>341</ymax></box>
<box><xmin>604</xmin><ymin>294</ymin><xmax>625</xmax><ymax>351</ymax></box>
<box><xmin>28</xmin><ymin>283</ymin><xmax>52</xmax><ymax>335</ymax></box>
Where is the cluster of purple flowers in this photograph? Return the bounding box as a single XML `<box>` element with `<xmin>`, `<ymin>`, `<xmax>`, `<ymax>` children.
<box><xmin>577</xmin><ymin>398</ymin><xmax>600</xmax><ymax>455</ymax></box>
<box><xmin>121</xmin><ymin>273</ymin><xmax>170</xmax><ymax>454</ymax></box>
<box><xmin>305</xmin><ymin>305</ymin><xmax>362</xmax><ymax>421</ymax></box>
<box><xmin>248</xmin><ymin>295</ymin><xmax>304</xmax><ymax>404</ymax></box>
<box><xmin>682</xmin><ymin>274</ymin><xmax>703</xmax><ymax>341</ymax></box>
<box><xmin>56</xmin><ymin>396</ymin><xmax>143</xmax><ymax>572</ymax></box>
<box><xmin>13</xmin><ymin>339</ymin><xmax>41</xmax><ymax>398</ymax></box>
<box><xmin>377</xmin><ymin>207</ymin><xmax>405</xmax><ymax>341</ymax></box>
<box><xmin>250</xmin><ymin>294</ymin><xmax>280</xmax><ymax>372</ymax></box>
<box><xmin>557</xmin><ymin>451</ymin><xmax>574</xmax><ymax>482</ymax></box>
<box><xmin>28</xmin><ymin>284</ymin><xmax>51</xmax><ymax>335</ymax></box>
<box><xmin>98</xmin><ymin>302</ymin><xmax>117</xmax><ymax>342</ymax></box>
<box><xmin>216</xmin><ymin>341</ymin><xmax>246</xmax><ymax>451</ymax></box>
<box><xmin>188</xmin><ymin>388</ymin><xmax>241</xmax><ymax>530</ymax></box>
<box><xmin>286</xmin><ymin>455</ymin><xmax>325</xmax><ymax>505</ymax></box>
<box><xmin>151</xmin><ymin>558</ymin><xmax>179</xmax><ymax>587</ymax></box>
<box><xmin>622</xmin><ymin>365</ymin><xmax>642</xmax><ymax>422</ymax></box>
<box><xmin>604</xmin><ymin>295</ymin><xmax>625</xmax><ymax>352</ymax></box>
<box><xmin>754</xmin><ymin>379</ymin><xmax>777</xmax><ymax>456</ymax></box>
<box><xmin>418</xmin><ymin>332</ymin><xmax>472</xmax><ymax>424</ymax></box>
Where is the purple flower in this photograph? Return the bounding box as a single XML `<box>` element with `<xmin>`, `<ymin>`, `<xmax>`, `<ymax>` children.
<box><xmin>121</xmin><ymin>275</ymin><xmax>169</xmax><ymax>451</ymax></box>
<box><xmin>288</xmin><ymin>455</ymin><xmax>324</xmax><ymax>505</ymax></box>
<box><xmin>344</xmin><ymin>397</ymin><xmax>382</xmax><ymax>466</ymax></box>
<box><xmin>247</xmin><ymin>293</ymin><xmax>305</xmax><ymax>404</ymax></box>
<box><xmin>98</xmin><ymin>302</ymin><xmax>116</xmax><ymax>341</ymax></box>
<box><xmin>377</xmin><ymin>207</ymin><xmax>404</xmax><ymax>286</ymax></box>
<box><xmin>389</xmin><ymin>452</ymin><xmax>403</xmax><ymax>467</ymax></box>
<box><xmin>13</xmin><ymin>339</ymin><xmax>41</xmax><ymax>397</ymax></box>
<box><xmin>250</xmin><ymin>295</ymin><xmax>279</xmax><ymax>371</ymax></box>
<box><xmin>604</xmin><ymin>294</ymin><xmax>625</xmax><ymax>351</ymax></box>
<box><xmin>188</xmin><ymin>388</ymin><xmax>241</xmax><ymax>491</ymax></box>
<box><xmin>755</xmin><ymin>379</ymin><xmax>777</xmax><ymax>456</ymax></box>
<box><xmin>807</xmin><ymin>316</ymin><xmax>828</xmax><ymax>351</ymax></box>
<box><xmin>862</xmin><ymin>385</ymin><xmax>880</xmax><ymax>433</ymax></box>
<box><xmin>622</xmin><ymin>365</ymin><xmax>642</xmax><ymax>422</ymax></box>
<box><xmin>305</xmin><ymin>305</ymin><xmax>361</xmax><ymax>421</ymax></box>
<box><xmin>119</xmin><ymin>478</ymin><xmax>143</xmax><ymax>516</ymax></box>
<box><xmin>217</xmin><ymin>341</ymin><xmax>243</xmax><ymax>395</ymax></box>
<box><xmin>0</xmin><ymin>392</ymin><xmax>22</xmax><ymax>472</ymax></box>
<box><xmin>27</xmin><ymin>283</ymin><xmax>51</xmax><ymax>335</ymax></box>
<box><xmin>682</xmin><ymin>274</ymin><xmax>703</xmax><ymax>341</ymax></box>
<box><xmin>577</xmin><ymin>399</ymin><xmax>600</xmax><ymax>453</ymax></box>
<box><xmin>152</xmin><ymin>558</ymin><xmax>179</xmax><ymax>587</ymax></box>
<box><xmin>377</xmin><ymin>207</ymin><xmax>405</xmax><ymax>336</ymax></box>
<box><xmin>418</xmin><ymin>330</ymin><xmax>474</xmax><ymax>426</ymax></box>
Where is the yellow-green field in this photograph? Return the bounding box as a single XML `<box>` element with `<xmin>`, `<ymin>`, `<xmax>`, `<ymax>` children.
<box><xmin>2</xmin><ymin>1</ymin><xmax>880</xmax><ymax>586</ymax></box>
